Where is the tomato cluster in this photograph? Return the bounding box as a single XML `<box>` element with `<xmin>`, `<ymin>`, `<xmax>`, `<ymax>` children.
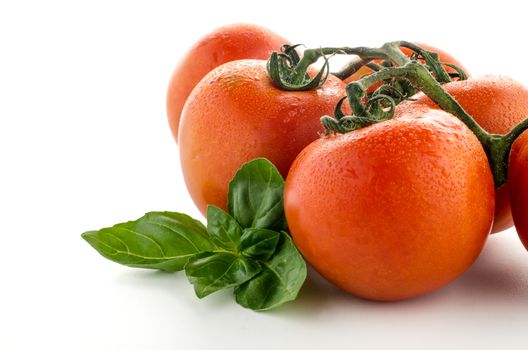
<box><xmin>167</xmin><ymin>24</ymin><xmax>528</xmax><ymax>301</ymax></box>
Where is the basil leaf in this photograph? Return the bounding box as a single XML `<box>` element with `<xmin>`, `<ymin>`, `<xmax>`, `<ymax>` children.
<box><xmin>235</xmin><ymin>232</ymin><xmax>306</xmax><ymax>311</ymax></box>
<box><xmin>239</xmin><ymin>228</ymin><xmax>280</xmax><ymax>260</ymax></box>
<box><xmin>206</xmin><ymin>205</ymin><xmax>243</xmax><ymax>250</ymax></box>
<box><xmin>228</xmin><ymin>158</ymin><xmax>287</xmax><ymax>231</ymax></box>
<box><xmin>81</xmin><ymin>212</ymin><xmax>214</xmax><ymax>272</ymax></box>
<box><xmin>185</xmin><ymin>252</ymin><xmax>261</xmax><ymax>298</ymax></box>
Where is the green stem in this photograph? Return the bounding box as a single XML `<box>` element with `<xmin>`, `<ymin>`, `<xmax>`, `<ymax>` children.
<box><xmin>270</xmin><ymin>40</ymin><xmax>468</xmax><ymax>94</ymax></box>
<box><xmin>346</xmin><ymin>61</ymin><xmax>528</xmax><ymax>187</ymax></box>
<box><xmin>489</xmin><ymin>117</ymin><xmax>528</xmax><ymax>186</ymax></box>
<box><xmin>398</xmin><ymin>41</ymin><xmax>452</xmax><ymax>83</ymax></box>
<box><xmin>505</xmin><ymin>118</ymin><xmax>528</xmax><ymax>144</ymax></box>
<box><xmin>291</xmin><ymin>46</ymin><xmax>390</xmax><ymax>84</ymax></box>
<box><xmin>331</xmin><ymin>40</ymin><xmax>456</xmax><ymax>84</ymax></box>
<box><xmin>380</xmin><ymin>42</ymin><xmax>410</xmax><ymax>66</ymax></box>
<box><xmin>332</xmin><ymin>57</ymin><xmax>372</xmax><ymax>81</ymax></box>
<box><xmin>329</xmin><ymin>42</ymin><xmax>409</xmax><ymax>82</ymax></box>
<box><xmin>347</xmin><ymin>62</ymin><xmax>488</xmax><ymax>141</ymax></box>
<box><xmin>366</xmin><ymin>62</ymin><xmax>383</xmax><ymax>71</ymax></box>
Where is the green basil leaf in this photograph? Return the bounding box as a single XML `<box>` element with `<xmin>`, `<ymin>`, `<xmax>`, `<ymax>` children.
<box><xmin>206</xmin><ymin>205</ymin><xmax>243</xmax><ymax>250</ymax></box>
<box><xmin>185</xmin><ymin>252</ymin><xmax>261</xmax><ymax>298</ymax></box>
<box><xmin>228</xmin><ymin>158</ymin><xmax>287</xmax><ymax>231</ymax></box>
<box><xmin>235</xmin><ymin>232</ymin><xmax>306</xmax><ymax>311</ymax></box>
<box><xmin>239</xmin><ymin>228</ymin><xmax>280</xmax><ymax>260</ymax></box>
<box><xmin>81</xmin><ymin>212</ymin><xmax>214</xmax><ymax>272</ymax></box>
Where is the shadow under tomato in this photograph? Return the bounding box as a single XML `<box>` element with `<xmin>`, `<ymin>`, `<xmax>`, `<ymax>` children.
<box><xmin>269</xmin><ymin>230</ymin><xmax>528</xmax><ymax>319</ymax></box>
<box><xmin>111</xmin><ymin>231</ymin><xmax>528</xmax><ymax>317</ymax></box>
<box><xmin>264</xmin><ymin>269</ymin><xmax>348</xmax><ymax>317</ymax></box>
<box><xmin>449</xmin><ymin>230</ymin><xmax>528</xmax><ymax>301</ymax></box>
<box><xmin>267</xmin><ymin>266</ymin><xmax>451</xmax><ymax>319</ymax></box>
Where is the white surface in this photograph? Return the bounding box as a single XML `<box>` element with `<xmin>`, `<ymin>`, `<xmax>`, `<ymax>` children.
<box><xmin>2</xmin><ymin>0</ymin><xmax>528</xmax><ymax>349</ymax></box>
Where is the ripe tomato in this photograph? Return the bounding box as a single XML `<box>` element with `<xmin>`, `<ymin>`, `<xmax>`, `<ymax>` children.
<box><xmin>167</xmin><ymin>23</ymin><xmax>288</xmax><ymax>142</ymax></box>
<box><xmin>344</xmin><ymin>43</ymin><xmax>469</xmax><ymax>91</ymax></box>
<box><xmin>179</xmin><ymin>59</ymin><xmax>346</xmax><ymax>216</ymax></box>
<box><xmin>285</xmin><ymin>108</ymin><xmax>494</xmax><ymax>301</ymax></box>
<box><xmin>397</xmin><ymin>75</ymin><xmax>528</xmax><ymax>233</ymax></box>
<box><xmin>509</xmin><ymin>142</ymin><xmax>528</xmax><ymax>250</ymax></box>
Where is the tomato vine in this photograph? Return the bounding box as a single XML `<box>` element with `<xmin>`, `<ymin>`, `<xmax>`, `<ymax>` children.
<box><xmin>267</xmin><ymin>41</ymin><xmax>528</xmax><ymax>188</ymax></box>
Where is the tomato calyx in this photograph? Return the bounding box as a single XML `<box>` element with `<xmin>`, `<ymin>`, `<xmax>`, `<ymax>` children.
<box><xmin>321</xmin><ymin>93</ymin><xmax>396</xmax><ymax>134</ymax></box>
<box><xmin>266</xmin><ymin>44</ymin><xmax>331</xmax><ymax>91</ymax></box>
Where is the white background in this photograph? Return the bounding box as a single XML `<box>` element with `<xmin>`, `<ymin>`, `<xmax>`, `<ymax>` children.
<box><xmin>2</xmin><ymin>0</ymin><xmax>528</xmax><ymax>349</ymax></box>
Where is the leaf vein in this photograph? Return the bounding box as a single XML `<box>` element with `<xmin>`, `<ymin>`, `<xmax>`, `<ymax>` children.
<box><xmin>202</xmin><ymin>256</ymin><xmax>240</xmax><ymax>294</ymax></box>
<box><xmin>90</xmin><ymin>233</ymin><xmax>195</xmax><ymax>261</ymax></box>
<box><xmin>142</xmin><ymin>220</ymin><xmax>202</xmax><ymax>252</ymax></box>
<box><xmin>118</xmin><ymin>227</ymin><xmax>167</xmax><ymax>257</ymax></box>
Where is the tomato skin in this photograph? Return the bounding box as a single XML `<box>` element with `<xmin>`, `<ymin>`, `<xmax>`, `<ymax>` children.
<box><xmin>510</xmin><ymin>142</ymin><xmax>528</xmax><ymax>250</ymax></box>
<box><xmin>284</xmin><ymin>109</ymin><xmax>494</xmax><ymax>301</ymax></box>
<box><xmin>179</xmin><ymin>59</ymin><xmax>346</xmax><ymax>216</ymax></box>
<box><xmin>397</xmin><ymin>75</ymin><xmax>528</xmax><ymax>233</ymax></box>
<box><xmin>167</xmin><ymin>23</ymin><xmax>288</xmax><ymax>142</ymax></box>
<box><xmin>344</xmin><ymin>43</ymin><xmax>469</xmax><ymax>88</ymax></box>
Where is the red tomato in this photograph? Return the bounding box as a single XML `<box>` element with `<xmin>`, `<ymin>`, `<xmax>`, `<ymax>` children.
<box><xmin>510</xmin><ymin>141</ymin><xmax>528</xmax><ymax>250</ymax></box>
<box><xmin>397</xmin><ymin>75</ymin><xmax>528</xmax><ymax>233</ymax></box>
<box><xmin>167</xmin><ymin>23</ymin><xmax>288</xmax><ymax>142</ymax></box>
<box><xmin>285</xmin><ymin>108</ymin><xmax>494</xmax><ymax>301</ymax></box>
<box><xmin>179</xmin><ymin>59</ymin><xmax>346</xmax><ymax>216</ymax></box>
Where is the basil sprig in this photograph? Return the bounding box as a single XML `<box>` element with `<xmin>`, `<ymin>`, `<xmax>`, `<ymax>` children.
<box><xmin>82</xmin><ymin>158</ymin><xmax>307</xmax><ymax>311</ymax></box>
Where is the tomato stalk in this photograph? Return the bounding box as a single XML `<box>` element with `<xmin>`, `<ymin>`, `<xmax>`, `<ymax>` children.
<box><xmin>336</xmin><ymin>61</ymin><xmax>528</xmax><ymax>188</ymax></box>
<box><xmin>268</xmin><ymin>41</ymin><xmax>528</xmax><ymax>187</ymax></box>
<box><xmin>331</xmin><ymin>57</ymin><xmax>373</xmax><ymax>80</ymax></box>
<box><xmin>270</xmin><ymin>41</ymin><xmax>456</xmax><ymax>86</ymax></box>
<box><xmin>333</xmin><ymin>42</ymin><xmax>468</xmax><ymax>83</ymax></box>
<box><xmin>291</xmin><ymin>46</ymin><xmax>393</xmax><ymax>78</ymax></box>
<box><xmin>268</xmin><ymin>41</ymin><xmax>462</xmax><ymax>101</ymax></box>
<box><xmin>268</xmin><ymin>45</ymin><xmax>392</xmax><ymax>91</ymax></box>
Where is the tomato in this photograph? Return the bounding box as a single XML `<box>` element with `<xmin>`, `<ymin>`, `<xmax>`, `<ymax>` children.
<box><xmin>397</xmin><ymin>75</ymin><xmax>528</xmax><ymax>233</ymax></box>
<box><xmin>179</xmin><ymin>59</ymin><xmax>346</xmax><ymax>216</ymax></box>
<box><xmin>510</xmin><ymin>141</ymin><xmax>528</xmax><ymax>250</ymax></box>
<box><xmin>344</xmin><ymin>43</ymin><xmax>469</xmax><ymax>91</ymax></box>
<box><xmin>284</xmin><ymin>108</ymin><xmax>494</xmax><ymax>301</ymax></box>
<box><xmin>167</xmin><ymin>23</ymin><xmax>288</xmax><ymax>142</ymax></box>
